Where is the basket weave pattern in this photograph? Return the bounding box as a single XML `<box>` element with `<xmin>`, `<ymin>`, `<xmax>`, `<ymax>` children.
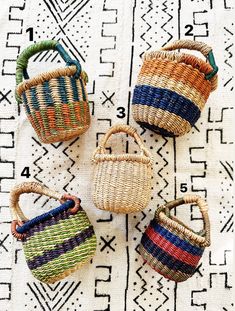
<box><xmin>132</xmin><ymin>40</ymin><xmax>218</xmax><ymax>137</ymax></box>
<box><xmin>15</xmin><ymin>40</ymin><xmax>90</xmax><ymax>143</ymax></box>
<box><xmin>92</xmin><ymin>124</ymin><xmax>153</xmax><ymax>214</ymax></box>
<box><xmin>139</xmin><ymin>195</ymin><xmax>210</xmax><ymax>282</ymax></box>
<box><xmin>10</xmin><ymin>182</ymin><xmax>96</xmax><ymax>284</ymax></box>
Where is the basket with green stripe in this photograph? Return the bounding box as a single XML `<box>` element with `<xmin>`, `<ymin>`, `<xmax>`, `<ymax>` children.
<box><xmin>15</xmin><ymin>40</ymin><xmax>90</xmax><ymax>143</ymax></box>
<box><xmin>10</xmin><ymin>182</ymin><xmax>96</xmax><ymax>284</ymax></box>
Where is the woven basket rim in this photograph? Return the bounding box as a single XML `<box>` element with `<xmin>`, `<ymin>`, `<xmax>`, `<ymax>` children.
<box><xmin>143</xmin><ymin>50</ymin><xmax>211</xmax><ymax>72</ymax></box>
<box><xmin>158</xmin><ymin>212</ymin><xmax>208</xmax><ymax>247</ymax></box>
<box><xmin>92</xmin><ymin>153</ymin><xmax>152</xmax><ymax>164</ymax></box>
<box><xmin>141</xmin><ymin>55</ymin><xmax>218</xmax><ymax>92</ymax></box>
<box><xmin>16</xmin><ymin>65</ymin><xmax>77</xmax><ymax>96</ymax></box>
<box><xmin>16</xmin><ymin>200</ymin><xmax>76</xmax><ymax>234</ymax></box>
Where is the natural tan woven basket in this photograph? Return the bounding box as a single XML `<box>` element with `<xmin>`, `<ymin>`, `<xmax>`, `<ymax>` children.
<box><xmin>92</xmin><ymin>124</ymin><xmax>153</xmax><ymax>214</ymax></box>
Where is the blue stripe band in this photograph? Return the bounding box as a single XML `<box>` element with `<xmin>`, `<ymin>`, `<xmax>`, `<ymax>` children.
<box><xmin>141</xmin><ymin>234</ymin><xmax>196</xmax><ymax>275</ymax></box>
<box><xmin>22</xmin><ymin>92</ymin><xmax>30</xmax><ymax>114</ymax></box>
<box><xmin>132</xmin><ymin>85</ymin><xmax>201</xmax><ymax>126</ymax></box>
<box><xmin>58</xmin><ymin>76</ymin><xmax>68</xmax><ymax>103</ymax></box>
<box><xmin>151</xmin><ymin>221</ymin><xmax>204</xmax><ymax>256</ymax></box>
<box><xmin>43</xmin><ymin>81</ymin><xmax>54</xmax><ymax>106</ymax></box>
<box><xmin>30</xmin><ymin>87</ymin><xmax>39</xmax><ymax>110</ymax></box>
<box><xmin>16</xmin><ymin>200</ymin><xmax>75</xmax><ymax>234</ymax></box>
<box><xmin>70</xmin><ymin>77</ymin><xmax>79</xmax><ymax>102</ymax></box>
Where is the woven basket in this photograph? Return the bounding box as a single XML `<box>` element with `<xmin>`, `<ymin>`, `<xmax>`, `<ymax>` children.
<box><xmin>139</xmin><ymin>195</ymin><xmax>210</xmax><ymax>282</ymax></box>
<box><xmin>132</xmin><ymin>40</ymin><xmax>218</xmax><ymax>136</ymax></box>
<box><xmin>15</xmin><ymin>40</ymin><xmax>90</xmax><ymax>143</ymax></box>
<box><xmin>10</xmin><ymin>182</ymin><xmax>96</xmax><ymax>284</ymax></box>
<box><xmin>92</xmin><ymin>124</ymin><xmax>153</xmax><ymax>214</ymax></box>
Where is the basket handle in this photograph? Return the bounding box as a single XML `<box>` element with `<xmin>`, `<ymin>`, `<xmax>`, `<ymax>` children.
<box><xmin>94</xmin><ymin>124</ymin><xmax>152</xmax><ymax>158</ymax></box>
<box><xmin>155</xmin><ymin>195</ymin><xmax>210</xmax><ymax>246</ymax></box>
<box><xmin>10</xmin><ymin>182</ymin><xmax>81</xmax><ymax>239</ymax></box>
<box><xmin>15</xmin><ymin>40</ymin><xmax>82</xmax><ymax>102</ymax></box>
<box><xmin>10</xmin><ymin>182</ymin><xmax>63</xmax><ymax>222</ymax></box>
<box><xmin>162</xmin><ymin>40</ymin><xmax>218</xmax><ymax>80</ymax></box>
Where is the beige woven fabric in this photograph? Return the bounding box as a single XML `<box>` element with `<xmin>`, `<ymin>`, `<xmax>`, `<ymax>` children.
<box><xmin>92</xmin><ymin>124</ymin><xmax>153</xmax><ymax>213</ymax></box>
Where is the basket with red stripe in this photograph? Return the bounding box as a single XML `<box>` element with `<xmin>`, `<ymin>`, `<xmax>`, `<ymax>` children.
<box><xmin>139</xmin><ymin>195</ymin><xmax>210</xmax><ymax>282</ymax></box>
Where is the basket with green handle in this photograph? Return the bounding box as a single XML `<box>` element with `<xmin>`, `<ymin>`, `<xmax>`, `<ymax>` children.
<box><xmin>15</xmin><ymin>40</ymin><xmax>90</xmax><ymax>143</ymax></box>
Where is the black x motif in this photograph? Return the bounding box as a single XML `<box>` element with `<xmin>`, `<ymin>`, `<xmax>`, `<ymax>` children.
<box><xmin>100</xmin><ymin>236</ymin><xmax>116</xmax><ymax>252</ymax></box>
<box><xmin>0</xmin><ymin>234</ymin><xmax>9</xmax><ymax>252</ymax></box>
<box><xmin>101</xmin><ymin>91</ymin><xmax>115</xmax><ymax>106</ymax></box>
<box><xmin>0</xmin><ymin>90</ymin><xmax>11</xmax><ymax>104</ymax></box>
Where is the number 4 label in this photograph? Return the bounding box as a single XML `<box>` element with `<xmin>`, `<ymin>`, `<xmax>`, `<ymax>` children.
<box><xmin>21</xmin><ymin>167</ymin><xmax>31</xmax><ymax>178</ymax></box>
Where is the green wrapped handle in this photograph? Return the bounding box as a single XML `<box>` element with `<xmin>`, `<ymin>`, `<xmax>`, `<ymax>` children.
<box><xmin>15</xmin><ymin>40</ymin><xmax>82</xmax><ymax>102</ymax></box>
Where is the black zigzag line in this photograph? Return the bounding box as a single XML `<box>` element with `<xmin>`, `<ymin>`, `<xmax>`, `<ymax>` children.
<box><xmin>140</xmin><ymin>0</ymin><xmax>153</xmax><ymax>55</ymax></box>
<box><xmin>2</xmin><ymin>1</ymin><xmax>26</xmax><ymax>76</ymax></box>
<box><xmin>157</xmin><ymin>137</ymin><xmax>169</xmax><ymax>201</ymax></box>
<box><xmin>99</xmin><ymin>0</ymin><xmax>118</xmax><ymax>77</ymax></box>
<box><xmin>62</xmin><ymin>138</ymin><xmax>78</xmax><ymax>192</ymax></box>
<box><xmin>32</xmin><ymin>137</ymin><xmax>49</xmax><ymax>183</ymax></box>
<box><xmin>134</xmin><ymin>211</ymin><xmax>147</xmax><ymax>233</ymax></box>
<box><xmin>133</xmin><ymin>266</ymin><xmax>147</xmax><ymax>311</ymax></box>
<box><xmin>161</xmin><ymin>0</ymin><xmax>174</xmax><ymax>45</ymax></box>
<box><xmin>156</xmin><ymin>277</ymin><xmax>169</xmax><ymax>310</ymax></box>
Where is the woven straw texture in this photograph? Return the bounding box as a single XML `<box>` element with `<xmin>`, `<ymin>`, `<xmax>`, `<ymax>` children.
<box><xmin>140</xmin><ymin>195</ymin><xmax>210</xmax><ymax>282</ymax></box>
<box><xmin>15</xmin><ymin>41</ymin><xmax>90</xmax><ymax>144</ymax></box>
<box><xmin>132</xmin><ymin>40</ymin><xmax>218</xmax><ymax>137</ymax></box>
<box><xmin>10</xmin><ymin>182</ymin><xmax>96</xmax><ymax>284</ymax></box>
<box><xmin>92</xmin><ymin>124</ymin><xmax>153</xmax><ymax>214</ymax></box>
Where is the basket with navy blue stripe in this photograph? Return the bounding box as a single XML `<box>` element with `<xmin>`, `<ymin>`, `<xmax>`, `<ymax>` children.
<box><xmin>16</xmin><ymin>40</ymin><xmax>90</xmax><ymax>143</ymax></box>
<box><xmin>132</xmin><ymin>40</ymin><xmax>218</xmax><ymax>137</ymax></box>
<box><xmin>10</xmin><ymin>182</ymin><xmax>96</xmax><ymax>284</ymax></box>
<box><xmin>139</xmin><ymin>195</ymin><xmax>211</xmax><ymax>282</ymax></box>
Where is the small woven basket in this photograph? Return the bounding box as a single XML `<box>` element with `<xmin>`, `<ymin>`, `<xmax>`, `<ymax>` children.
<box><xmin>139</xmin><ymin>195</ymin><xmax>210</xmax><ymax>282</ymax></box>
<box><xmin>15</xmin><ymin>40</ymin><xmax>90</xmax><ymax>143</ymax></box>
<box><xmin>132</xmin><ymin>40</ymin><xmax>218</xmax><ymax>136</ymax></box>
<box><xmin>10</xmin><ymin>182</ymin><xmax>96</xmax><ymax>284</ymax></box>
<box><xmin>92</xmin><ymin>124</ymin><xmax>153</xmax><ymax>214</ymax></box>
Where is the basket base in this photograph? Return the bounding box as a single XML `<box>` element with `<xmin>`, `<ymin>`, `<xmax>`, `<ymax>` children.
<box><xmin>38</xmin><ymin>125</ymin><xmax>90</xmax><ymax>144</ymax></box>
<box><xmin>136</xmin><ymin>121</ymin><xmax>177</xmax><ymax>137</ymax></box>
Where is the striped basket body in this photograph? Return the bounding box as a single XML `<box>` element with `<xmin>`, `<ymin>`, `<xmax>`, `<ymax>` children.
<box><xmin>92</xmin><ymin>124</ymin><xmax>153</xmax><ymax>214</ymax></box>
<box><xmin>16</xmin><ymin>40</ymin><xmax>90</xmax><ymax>143</ymax></box>
<box><xmin>18</xmin><ymin>71</ymin><xmax>90</xmax><ymax>143</ymax></box>
<box><xmin>10</xmin><ymin>182</ymin><xmax>96</xmax><ymax>284</ymax></box>
<box><xmin>132</xmin><ymin>40</ymin><xmax>218</xmax><ymax>137</ymax></box>
<box><xmin>139</xmin><ymin>195</ymin><xmax>210</xmax><ymax>282</ymax></box>
<box><xmin>21</xmin><ymin>206</ymin><xmax>96</xmax><ymax>284</ymax></box>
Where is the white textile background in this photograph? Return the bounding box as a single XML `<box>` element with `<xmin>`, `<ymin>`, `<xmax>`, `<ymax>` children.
<box><xmin>0</xmin><ymin>0</ymin><xmax>234</xmax><ymax>310</ymax></box>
